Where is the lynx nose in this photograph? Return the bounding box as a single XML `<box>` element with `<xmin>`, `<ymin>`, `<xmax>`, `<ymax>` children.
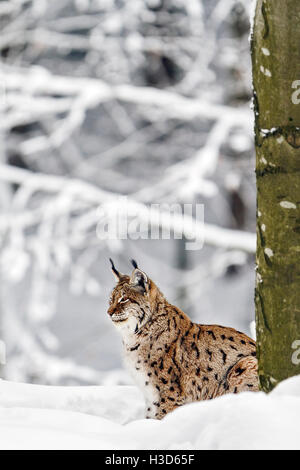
<box><xmin>107</xmin><ymin>306</ymin><xmax>115</xmax><ymax>317</ymax></box>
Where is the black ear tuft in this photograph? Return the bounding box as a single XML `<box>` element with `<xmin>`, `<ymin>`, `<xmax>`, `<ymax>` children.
<box><xmin>110</xmin><ymin>258</ymin><xmax>120</xmax><ymax>279</ymax></box>
<box><xmin>131</xmin><ymin>259</ymin><xmax>138</xmax><ymax>269</ymax></box>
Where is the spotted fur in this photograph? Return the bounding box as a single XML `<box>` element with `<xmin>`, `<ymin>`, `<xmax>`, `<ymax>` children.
<box><xmin>107</xmin><ymin>260</ymin><xmax>259</xmax><ymax>419</ymax></box>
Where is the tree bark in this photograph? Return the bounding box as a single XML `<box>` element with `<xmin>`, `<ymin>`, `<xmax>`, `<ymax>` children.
<box><xmin>252</xmin><ymin>0</ymin><xmax>300</xmax><ymax>392</ymax></box>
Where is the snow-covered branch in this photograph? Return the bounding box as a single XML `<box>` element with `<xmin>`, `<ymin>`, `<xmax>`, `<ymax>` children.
<box><xmin>0</xmin><ymin>164</ymin><xmax>255</xmax><ymax>253</ymax></box>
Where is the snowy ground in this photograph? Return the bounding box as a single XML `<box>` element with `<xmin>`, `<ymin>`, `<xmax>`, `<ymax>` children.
<box><xmin>0</xmin><ymin>376</ymin><xmax>300</xmax><ymax>450</ymax></box>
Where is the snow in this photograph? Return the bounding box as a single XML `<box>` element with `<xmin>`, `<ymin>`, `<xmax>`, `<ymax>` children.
<box><xmin>0</xmin><ymin>380</ymin><xmax>144</xmax><ymax>425</ymax></box>
<box><xmin>1</xmin><ymin>376</ymin><xmax>300</xmax><ymax>450</ymax></box>
<box><xmin>249</xmin><ymin>0</ymin><xmax>257</xmax><ymax>41</ymax></box>
<box><xmin>280</xmin><ymin>201</ymin><xmax>297</xmax><ymax>210</ymax></box>
<box><xmin>259</xmin><ymin>66</ymin><xmax>272</xmax><ymax>78</ymax></box>
<box><xmin>264</xmin><ymin>248</ymin><xmax>274</xmax><ymax>258</ymax></box>
<box><xmin>250</xmin><ymin>320</ymin><xmax>256</xmax><ymax>340</ymax></box>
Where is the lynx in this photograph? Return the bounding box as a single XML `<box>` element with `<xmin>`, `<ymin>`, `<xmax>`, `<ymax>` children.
<box><xmin>108</xmin><ymin>259</ymin><xmax>259</xmax><ymax>419</ymax></box>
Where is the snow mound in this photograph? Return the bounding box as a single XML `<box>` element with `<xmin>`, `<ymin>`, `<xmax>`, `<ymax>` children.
<box><xmin>0</xmin><ymin>376</ymin><xmax>300</xmax><ymax>450</ymax></box>
<box><xmin>0</xmin><ymin>380</ymin><xmax>143</xmax><ymax>425</ymax></box>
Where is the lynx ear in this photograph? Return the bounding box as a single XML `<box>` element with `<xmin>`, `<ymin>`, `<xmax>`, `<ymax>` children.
<box><xmin>131</xmin><ymin>259</ymin><xmax>138</xmax><ymax>269</ymax></box>
<box><xmin>109</xmin><ymin>258</ymin><xmax>123</xmax><ymax>282</ymax></box>
<box><xmin>130</xmin><ymin>266</ymin><xmax>149</xmax><ymax>293</ymax></box>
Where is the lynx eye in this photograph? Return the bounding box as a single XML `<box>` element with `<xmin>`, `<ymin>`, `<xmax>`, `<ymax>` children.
<box><xmin>118</xmin><ymin>296</ymin><xmax>129</xmax><ymax>304</ymax></box>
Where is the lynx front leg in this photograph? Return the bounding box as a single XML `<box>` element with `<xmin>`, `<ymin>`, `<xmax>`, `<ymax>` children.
<box><xmin>145</xmin><ymin>400</ymin><xmax>169</xmax><ymax>419</ymax></box>
<box><xmin>145</xmin><ymin>402</ymin><xmax>157</xmax><ymax>419</ymax></box>
<box><xmin>146</xmin><ymin>395</ymin><xmax>184</xmax><ymax>420</ymax></box>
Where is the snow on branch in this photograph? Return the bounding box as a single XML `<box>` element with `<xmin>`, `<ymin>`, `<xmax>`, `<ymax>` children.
<box><xmin>0</xmin><ymin>164</ymin><xmax>256</xmax><ymax>253</ymax></box>
<box><xmin>1</xmin><ymin>66</ymin><xmax>252</xmax><ymax>128</ymax></box>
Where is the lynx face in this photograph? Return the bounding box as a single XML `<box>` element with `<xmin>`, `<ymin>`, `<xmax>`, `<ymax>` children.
<box><xmin>107</xmin><ymin>260</ymin><xmax>152</xmax><ymax>335</ymax></box>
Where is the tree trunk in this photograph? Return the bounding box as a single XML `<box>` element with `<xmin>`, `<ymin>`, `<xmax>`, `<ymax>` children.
<box><xmin>252</xmin><ymin>0</ymin><xmax>300</xmax><ymax>392</ymax></box>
